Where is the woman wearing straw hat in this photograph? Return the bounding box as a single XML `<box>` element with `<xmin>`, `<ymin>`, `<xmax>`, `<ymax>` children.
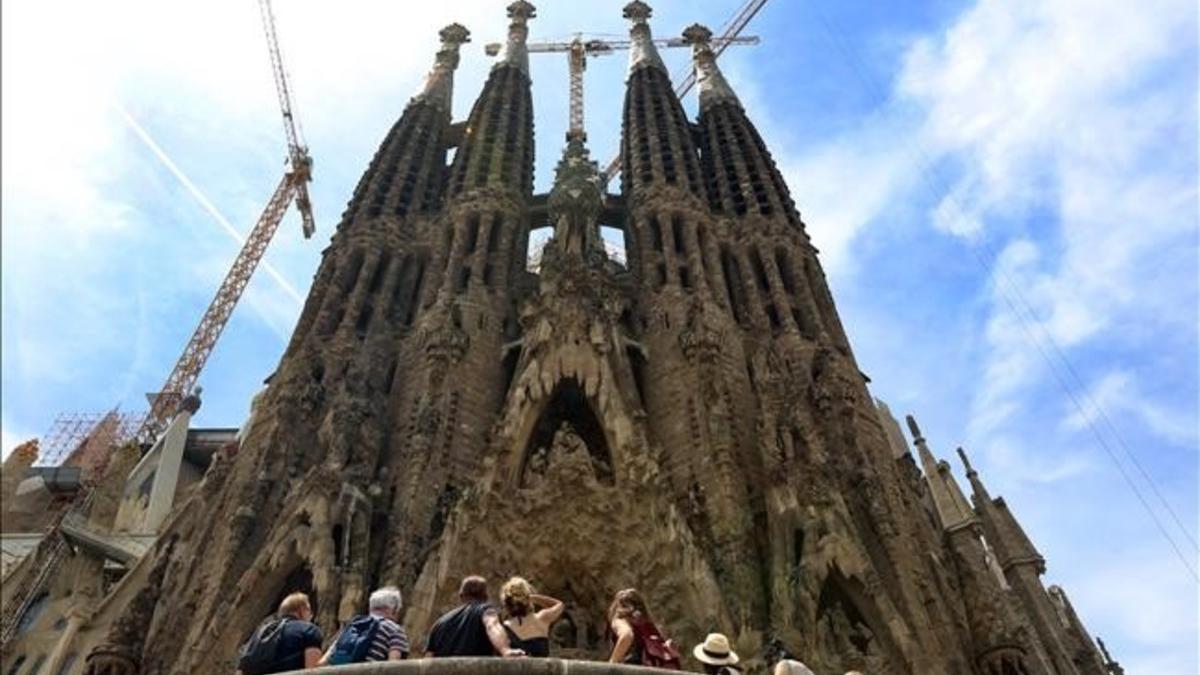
<box><xmin>692</xmin><ymin>633</ymin><xmax>741</xmax><ymax>675</ymax></box>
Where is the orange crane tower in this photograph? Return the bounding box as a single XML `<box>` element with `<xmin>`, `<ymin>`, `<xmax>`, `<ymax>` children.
<box><xmin>135</xmin><ymin>0</ymin><xmax>316</xmax><ymax>445</ymax></box>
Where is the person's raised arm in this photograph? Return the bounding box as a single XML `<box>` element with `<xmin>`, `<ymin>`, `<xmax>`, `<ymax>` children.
<box><xmin>483</xmin><ymin>609</ymin><xmax>525</xmax><ymax>657</ymax></box>
<box><xmin>532</xmin><ymin>594</ymin><xmax>565</xmax><ymax>625</ymax></box>
<box><xmin>608</xmin><ymin>617</ymin><xmax>634</xmax><ymax>663</ymax></box>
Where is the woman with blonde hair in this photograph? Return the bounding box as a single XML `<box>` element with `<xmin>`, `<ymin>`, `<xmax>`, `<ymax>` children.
<box><xmin>498</xmin><ymin>576</ymin><xmax>564</xmax><ymax>657</ymax></box>
<box><xmin>606</xmin><ymin>588</ymin><xmax>681</xmax><ymax>669</ymax></box>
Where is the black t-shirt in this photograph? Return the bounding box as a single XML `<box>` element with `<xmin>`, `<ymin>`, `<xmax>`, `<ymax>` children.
<box><xmin>272</xmin><ymin>616</ymin><xmax>323</xmax><ymax>672</ymax></box>
<box><xmin>425</xmin><ymin>602</ymin><xmax>498</xmax><ymax>657</ymax></box>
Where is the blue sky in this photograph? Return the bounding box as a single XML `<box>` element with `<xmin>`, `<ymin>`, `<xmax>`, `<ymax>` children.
<box><xmin>2</xmin><ymin>0</ymin><xmax>1196</xmax><ymax>670</ymax></box>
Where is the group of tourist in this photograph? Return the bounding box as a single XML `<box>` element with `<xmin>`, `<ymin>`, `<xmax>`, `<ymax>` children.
<box><xmin>236</xmin><ymin>575</ymin><xmax>863</xmax><ymax>675</ymax></box>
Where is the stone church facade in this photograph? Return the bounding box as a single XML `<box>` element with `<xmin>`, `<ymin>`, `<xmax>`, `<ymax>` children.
<box><xmin>2</xmin><ymin>3</ymin><xmax>1119</xmax><ymax>674</ymax></box>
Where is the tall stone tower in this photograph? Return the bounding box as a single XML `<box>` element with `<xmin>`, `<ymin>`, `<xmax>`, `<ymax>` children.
<box><xmin>56</xmin><ymin>4</ymin><xmax>1112</xmax><ymax>675</ymax></box>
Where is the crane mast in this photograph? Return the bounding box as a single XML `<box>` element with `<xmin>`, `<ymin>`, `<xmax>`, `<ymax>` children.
<box><xmin>135</xmin><ymin>0</ymin><xmax>315</xmax><ymax>444</ymax></box>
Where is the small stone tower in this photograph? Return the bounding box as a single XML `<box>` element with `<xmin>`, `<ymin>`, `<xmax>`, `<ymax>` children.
<box><xmin>43</xmin><ymin>4</ymin><xmax>1113</xmax><ymax>675</ymax></box>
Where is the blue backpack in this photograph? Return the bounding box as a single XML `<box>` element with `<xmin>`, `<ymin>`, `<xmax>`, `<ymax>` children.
<box><xmin>328</xmin><ymin>615</ymin><xmax>381</xmax><ymax>665</ymax></box>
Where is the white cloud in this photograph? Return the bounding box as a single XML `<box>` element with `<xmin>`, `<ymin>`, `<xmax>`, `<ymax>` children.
<box><xmin>1064</xmin><ymin>370</ymin><xmax>1199</xmax><ymax>447</ymax></box>
<box><xmin>897</xmin><ymin>0</ymin><xmax>1198</xmax><ymax>452</ymax></box>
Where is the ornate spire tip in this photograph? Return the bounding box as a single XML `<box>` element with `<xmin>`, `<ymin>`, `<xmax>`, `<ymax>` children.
<box><xmin>681</xmin><ymin>23</ymin><xmax>713</xmax><ymax>45</ymax></box>
<box><xmin>507</xmin><ymin>0</ymin><xmax>536</xmax><ymax>21</ymax></box>
<box><xmin>905</xmin><ymin>414</ymin><xmax>923</xmax><ymax>440</ymax></box>
<box><xmin>623</xmin><ymin>1</ymin><xmax>652</xmax><ymax>22</ymax></box>
<box><xmin>439</xmin><ymin>23</ymin><xmax>471</xmax><ymax>46</ymax></box>
<box><xmin>956</xmin><ymin>446</ymin><xmax>976</xmax><ymax>475</ymax></box>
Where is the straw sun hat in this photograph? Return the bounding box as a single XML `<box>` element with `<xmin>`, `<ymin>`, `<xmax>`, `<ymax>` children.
<box><xmin>693</xmin><ymin>633</ymin><xmax>740</xmax><ymax>666</ymax></box>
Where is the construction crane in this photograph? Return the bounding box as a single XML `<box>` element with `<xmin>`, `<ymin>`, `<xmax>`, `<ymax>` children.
<box><xmin>488</xmin><ymin>33</ymin><xmax>758</xmax><ymax>143</ymax></box>
<box><xmin>135</xmin><ymin>0</ymin><xmax>316</xmax><ymax>445</ymax></box>
<box><xmin>597</xmin><ymin>0</ymin><xmax>771</xmax><ymax>182</ymax></box>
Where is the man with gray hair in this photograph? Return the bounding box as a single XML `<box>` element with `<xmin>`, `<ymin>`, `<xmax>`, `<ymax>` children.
<box><xmin>321</xmin><ymin>586</ymin><xmax>411</xmax><ymax>664</ymax></box>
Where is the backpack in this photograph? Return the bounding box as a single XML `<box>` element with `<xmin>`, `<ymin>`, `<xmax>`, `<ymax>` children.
<box><xmin>328</xmin><ymin>614</ymin><xmax>382</xmax><ymax>665</ymax></box>
<box><xmin>237</xmin><ymin>617</ymin><xmax>290</xmax><ymax>675</ymax></box>
<box><xmin>631</xmin><ymin>618</ymin><xmax>682</xmax><ymax>670</ymax></box>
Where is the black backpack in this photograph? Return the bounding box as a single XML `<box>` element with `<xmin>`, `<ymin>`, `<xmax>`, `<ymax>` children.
<box><xmin>238</xmin><ymin>617</ymin><xmax>290</xmax><ymax>675</ymax></box>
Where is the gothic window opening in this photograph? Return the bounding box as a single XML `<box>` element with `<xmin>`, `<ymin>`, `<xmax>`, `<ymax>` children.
<box><xmin>368</xmin><ymin>252</ymin><xmax>393</xmax><ymax>295</ymax></box>
<box><xmin>679</xmin><ymin>265</ymin><xmax>693</xmax><ymax>290</ymax></box>
<box><xmin>501</xmin><ymin>347</ymin><xmax>520</xmax><ymax>398</ymax></box>
<box><xmin>457</xmin><ymin>266</ymin><xmax>471</xmax><ymax>293</ymax></box>
<box><xmin>790</xmin><ymin>428</ymin><xmax>808</xmax><ymax>461</ymax></box>
<box><xmin>765</xmin><ymin>303</ymin><xmax>782</xmax><ymax>332</ymax></box>
<box><xmin>354</xmin><ymin>303</ymin><xmax>374</xmax><ymax>339</ymax></box>
<box><xmin>600</xmin><ymin>226</ymin><xmax>628</xmax><ymax>268</ymax></box>
<box><xmin>627</xmin><ymin>345</ymin><xmax>648</xmax><ymax>408</ymax></box>
<box><xmin>339</xmin><ymin>249</ymin><xmax>367</xmax><ymax>298</ymax></box>
<box><xmin>775</xmin><ymin>248</ymin><xmax>796</xmax><ymax>294</ymax></box>
<box><xmin>332</xmin><ymin>524</ymin><xmax>346</xmax><ymax>566</ymax></box>
<box><xmin>464</xmin><ymin>214</ymin><xmax>481</xmax><ymax>254</ymax></box>
<box><xmin>270</xmin><ymin>564</ymin><xmax>318</xmax><ymax>619</ymax></box>
<box><xmin>525</xmin><ymin>226</ymin><xmax>551</xmax><ymax>273</ymax></box>
<box><xmin>388</xmin><ymin>255</ymin><xmax>416</xmax><ymax>321</ymax></box>
<box><xmin>384</xmin><ymin>358</ymin><xmax>398</xmax><ymax>395</ymax></box>
<box><xmin>793</xmin><ymin>528</ymin><xmax>805</xmax><ymax>569</ymax></box>
<box><xmin>671</xmin><ymin>215</ymin><xmax>686</xmax><ymax>254</ymax></box>
<box><xmin>521</xmin><ymin>379</ymin><xmax>615</xmax><ymax>487</ymax></box>
<box><xmin>487</xmin><ymin>213</ymin><xmax>504</xmax><ymax>253</ymax></box>
<box><xmin>483</xmin><ymin>264</ymin><xmax>495</xmax><ymax>288</ymax></box>
<box><xmin>720</xmin><ymin>247</ymin><xmax>747</xmax><ymax>324</ymax></box>
<box><xmin>404</xmin><ymin>256</ymin><xmax>428</xmax><ymax>326</ymax></box>
<box><xmin>655</xmin><ymin>263</ymin><xmax>668</xmax><ymax>290</ymax></box>
<box><xmin>749</xmin><ymin>248</ymin><xmax>770</xmax><ymax>293</ymax></box>
<box><xmin>649</xmin><ymin>216</ymin><xmax>664</xmax><ymax>253</ymax></box>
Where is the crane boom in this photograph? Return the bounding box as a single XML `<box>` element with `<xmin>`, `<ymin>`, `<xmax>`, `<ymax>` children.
<box><xmin>601</xmin><ymin>0</ymin><xmax>770</xmax><ymax>182</ymax></box>
<box><xmin>508</xmin><ymin>31</ymin><xmax>756</xmax><ymax>142</ymax></box>
<box><xmin>134</xmin><ymin>0</ymin><xmax>315</xmax><ymax>445</ymax></box>
<box><xmin>137</xmin><ymin>172</ymin><xmax>302</xmax><ymax>444</ymax></box>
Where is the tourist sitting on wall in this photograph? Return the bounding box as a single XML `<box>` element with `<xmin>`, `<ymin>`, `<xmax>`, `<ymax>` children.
<box><xmin>498</xmin><ymin>576</ymin><xmax>565</xmax><ymax>657</ymax></box>
<box><xmin>236</xmin><ymin>592</ymin><xmax>323</xmax><ymax>674</ymax></box>
<box><xmin>693</xmin><ymin>633</ymin><xmax>742</xmax><ymax>675</ymax></box>
<box><xmin>606</xmin><ymin>588</ymin><xmax>682</xmax><ymax>669</ymax></box>
<box><xmin>425</xmin><ymin>575</ymin><xmax>526</xmax><ymax>657</ymax></box>
<box><xmin>321</xmin><ymin>586</ymin><xmax>411</xmax><ymax>665</ymax></box>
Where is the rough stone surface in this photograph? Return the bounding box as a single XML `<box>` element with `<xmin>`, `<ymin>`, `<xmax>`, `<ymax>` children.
<box><xmin>0</xmin><ymin>5</ymin><xmax>1117</xmax><ymax>675</ymax></box>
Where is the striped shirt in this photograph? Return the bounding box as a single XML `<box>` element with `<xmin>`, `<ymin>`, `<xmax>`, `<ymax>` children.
<box><xmin>365</xmin><ymin>614</ymin><xmax>410</xmax><ymax>661</ymax></box>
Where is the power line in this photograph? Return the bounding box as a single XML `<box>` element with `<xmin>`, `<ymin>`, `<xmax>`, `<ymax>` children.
<box><xmin>808</xmin><ymin>7</ymin><xmax>1200</xmax><ymax>581</ymax></box>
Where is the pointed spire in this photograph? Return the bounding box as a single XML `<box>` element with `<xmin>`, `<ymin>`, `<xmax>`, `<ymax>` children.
<box><xmin>681</xmin><ymin>23</ymin><xmax>741</xmax><ymax>110</ymax></box>
<box><xmin>413</xmin><ymin>23</ymin><xmax>470</xmax><ymax>111</ymax></box>
<box><xmin>957</xmin><ymin>445</ymin><xmax>1045</xmax><ymax>572</ymax></box>
<box><xmin>497</xmin><ymin>1</ymin><xmax>536</xmax><ymax>75</ymax></box>
<box><xmin>623</xmin><ymin>1</ymin><xmax>667</xmax><ymax>74</ymax></box>
<box><xmin>906</xmin><ymin>415</ymin><xmax>976</xmax><ymax>531</ymax></box>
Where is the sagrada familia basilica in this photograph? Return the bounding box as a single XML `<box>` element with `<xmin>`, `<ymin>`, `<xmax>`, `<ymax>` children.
<box><xmin>1</xmin><ymin>3</ymin><xmax>1123</xmax><ymax>674</ymax></box>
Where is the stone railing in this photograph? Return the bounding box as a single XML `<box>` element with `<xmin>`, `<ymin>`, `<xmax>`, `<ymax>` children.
<box><xmin>284</xmin><ymin>658</ymin><xmax>681</xmax><ymax>675</ymax></box>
